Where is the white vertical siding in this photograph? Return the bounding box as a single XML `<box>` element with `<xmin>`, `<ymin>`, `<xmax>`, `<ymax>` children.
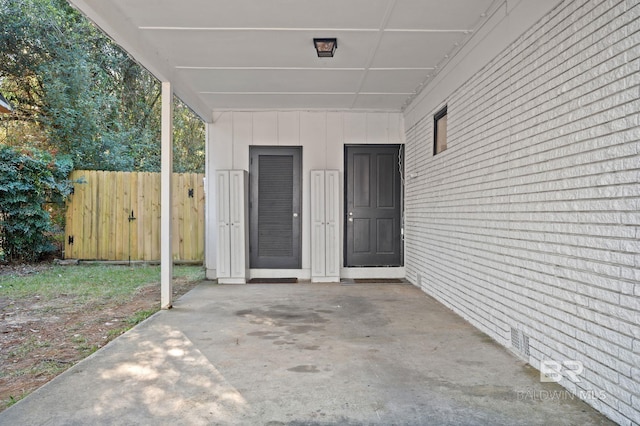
<box><xmin>404</xmin><ymin>0</ymin><xmax>639</xmax><ymax>424</ymax></box>
<box><xmin>278</xmin><ymin>111</ymin><xmax>301</xmax><ymax>146</ymax></box>
<box><xmin>206</xmin><ymin>111</ymin><xmax>405</xmax><ymax>278</ymax></box>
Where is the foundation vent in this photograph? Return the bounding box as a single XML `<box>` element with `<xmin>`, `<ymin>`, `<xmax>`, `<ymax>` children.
<box><xmin>522</xmin><ymin>334</ymin><xmax>530</xmax><ymax>356</ymax></box>
<box><xmin>511</xmin><ymin>327</ymin><xmax>530</xmax><ymax>357</ymax></box>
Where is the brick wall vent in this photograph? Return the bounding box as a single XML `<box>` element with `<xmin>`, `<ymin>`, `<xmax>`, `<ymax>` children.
<box><xmin>511</xmin><ymin>327</ymin><xmax>530</xmax><ymax>358</ymax></box>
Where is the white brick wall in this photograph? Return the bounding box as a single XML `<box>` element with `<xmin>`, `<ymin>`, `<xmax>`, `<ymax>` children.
<box><xmin>404</xmin><ymin>0</ymin><xmax>639</xmax><ymax>424</ymax></box>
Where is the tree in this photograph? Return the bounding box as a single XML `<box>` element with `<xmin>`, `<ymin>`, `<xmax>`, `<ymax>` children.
<box><xmin>0</xmin><ymin>0</ymin><xmax>205</xmax><ymax>262</ymax></box>
<box><xmin>173</xmin><ymin>100</ymin><xmax>205</xmax><ymax>173</ymax></box>
<box><xmin>0</xmin><ymin>0</ymin><xmax>105</xmax><ymax>167</ymax></box>
<box><xmin>0</xmin><ymin>0</ymin><xmax>204</xmax><ymax>173</ymax></box>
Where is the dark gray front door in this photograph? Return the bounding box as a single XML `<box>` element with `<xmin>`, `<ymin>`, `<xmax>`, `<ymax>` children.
<box><xmin>345</xmin><ymin>145</ymin><xmax>402</xmax><ymax>267</ymax></box>
<box><xmin>249</xmin><ymin>146</ymin><xmax>302</xmax><ymax>269</ymax></box>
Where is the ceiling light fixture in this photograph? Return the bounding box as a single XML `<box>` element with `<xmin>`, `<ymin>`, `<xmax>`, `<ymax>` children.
<box><xmin>313</xmin><ymin>38</ymin><xmax>337</xmax><ymax>57</ymax></box>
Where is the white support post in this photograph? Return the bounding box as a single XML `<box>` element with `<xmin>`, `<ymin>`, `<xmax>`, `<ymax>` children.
<box><xmin>204</xmin><ymin>123</ymin><xmax>217</xmax><ymax>280</ymax></box>
<box><xmin>160</xmin><ymin>81</ymin><xmax>173</xmax><ymax>309</ymax></box>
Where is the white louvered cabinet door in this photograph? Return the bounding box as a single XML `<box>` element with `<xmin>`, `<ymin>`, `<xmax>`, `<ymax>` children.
<box><xmin>311</xmin><ymin>170</ymin><xmax>340</xmax><ymax>282</ymax></box>
<box><xmin>216</xmin><ymin>170</ymin><xmax>248</xmax><ymax>284</ymax></box>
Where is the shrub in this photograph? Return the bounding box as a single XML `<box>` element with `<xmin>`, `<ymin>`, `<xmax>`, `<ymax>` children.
<box><xmin>0</xmin><ymin>146</ymin><xmax>72</xmax><ymax>262</ymax></box>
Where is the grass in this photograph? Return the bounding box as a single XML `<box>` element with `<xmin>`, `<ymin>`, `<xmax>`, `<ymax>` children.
<box><xmin>106</xmin><ymin>309</ymin><xmax>157</xmax><ymax>339</ymax></box>
<box><xmin>6</xmin><ymin>393</ymin><xmax>28</xmax><ymax>408</ymax></box>
<box><xmin>3</xmin><ymin>359</ymin><xmax>70</xmax><ymax>409</ymax></box>
<box><xmin>0</xmin><ymin>264</ymin><xmax>204</xmax><ymax>303</ymax></box>
<box><xmin>71</xmin><ymin>334</ymin><xmax>100</xmax><ymax>355</ymax></box>
<box><xmin>6</xmin><ymin>336</ymin><xmax>51</xmax><ymax>359</ymax></box>
<box><xmin>0</xmin><ymin>263</ymin><xmax>205</xmax><ymax>412</ymax></box>
<box><xmin>14</xmin><ymin>360</ymin><xmax>69</xmax><ymax>379</ymax></box>
<box><xmin>125</xmin><ymin>309</ymin><xmax>156</xmax><ymax>326</ymax></box>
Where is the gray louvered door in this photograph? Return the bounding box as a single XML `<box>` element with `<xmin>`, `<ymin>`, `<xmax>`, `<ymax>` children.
<box><xmin>249</xmin><ymin>146</ymin><xmax>302</xmax><ymax>269</ymax></box>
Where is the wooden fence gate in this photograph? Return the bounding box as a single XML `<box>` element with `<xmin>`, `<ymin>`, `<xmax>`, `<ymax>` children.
<box><xmin>65</xmin><ymin>170</ymin><xmax>205</xmax><ymax>262</ymax></box>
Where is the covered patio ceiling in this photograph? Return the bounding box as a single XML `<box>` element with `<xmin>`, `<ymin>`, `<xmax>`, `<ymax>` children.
<box><xmin>68</xmin><ymin>0</ymin><xmax>499</xmax><ymax>120</ymax></box>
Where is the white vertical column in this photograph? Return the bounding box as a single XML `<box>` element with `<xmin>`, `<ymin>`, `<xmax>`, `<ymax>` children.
<box><xmin>204</xmin><ymin>122</ymin><xmax>218</xmax><ymax>280</ymax></box>
<box><xmin>160</xmin><ymin>82</ymin><xmax>173</xmax><ymax>309</ymax></box>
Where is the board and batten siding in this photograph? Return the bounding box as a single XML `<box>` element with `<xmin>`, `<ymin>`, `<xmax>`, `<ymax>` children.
<box><xmin>404</xmin><ymin>0</ymin><xmax>639</xmax><ymax>424</ymax></box>
<box><xmin>204</xmin><ymin>111</ymin><xmax>405</xmax><ymax>279</ymax></box>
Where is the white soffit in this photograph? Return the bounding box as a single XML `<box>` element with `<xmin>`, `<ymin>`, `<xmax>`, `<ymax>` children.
<box><xmin>69</xmin><ymin>0</ymin><xmax>500</xmax><ymax>119</ymax></box>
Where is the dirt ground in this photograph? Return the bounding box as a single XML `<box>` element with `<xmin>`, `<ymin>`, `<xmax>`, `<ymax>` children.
<box><xmin>0</xmin><ymin>264</ymin><xmax>200</xmax><ymax>412</ymax></box>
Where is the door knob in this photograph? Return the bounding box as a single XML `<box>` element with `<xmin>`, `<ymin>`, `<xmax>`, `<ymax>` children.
<box><xmin>293</xmin><ymin>213</ymin><xmax>298</xmax><ymax>218</ymax></box>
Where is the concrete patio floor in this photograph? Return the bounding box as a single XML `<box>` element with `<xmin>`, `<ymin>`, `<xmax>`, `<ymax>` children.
<box><xmin>1</xmin><ymin>281</ymin><xmax>613</xmax><ymax>425</ymax></box>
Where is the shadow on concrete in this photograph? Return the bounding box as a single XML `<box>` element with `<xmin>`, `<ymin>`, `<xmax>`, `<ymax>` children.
<box><xmin>0</xmin><ymin>282</ymin><xmax>614</xmax><ymax>425</ymax></box>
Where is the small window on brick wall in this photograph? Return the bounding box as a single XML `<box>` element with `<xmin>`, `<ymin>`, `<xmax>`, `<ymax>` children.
<box><xmin>433</xmin><ymin>106</ymin><xmax>447</xmax><ymax>155</ymax></box>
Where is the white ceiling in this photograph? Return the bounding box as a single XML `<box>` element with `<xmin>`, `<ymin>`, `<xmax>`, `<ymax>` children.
<box><xmin>70</xmin><ymin>0</ymin><xmax>501</xmax><ymax>119</ymax></box>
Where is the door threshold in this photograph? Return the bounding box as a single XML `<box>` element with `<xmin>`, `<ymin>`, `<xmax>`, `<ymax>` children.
<box><xmin>340</xmin><ymin>267</ymin><xmax>405</xmax><ymax>279</ymax></box>
<box><xmin>341</xmin><ymin>278</ymin><xmax>408</xmax><ymax>285</ymax></box>
<box><xmin>248</xmin><ymin>278</ymin><xmax>298</xmax><ymax>284</ymax></box>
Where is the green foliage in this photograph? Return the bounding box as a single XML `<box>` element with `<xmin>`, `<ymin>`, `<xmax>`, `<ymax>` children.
<box><xmin>126</xmin><ymin>309</ymin><xmax>156</xmax><ymax>326</ymax></box>
<box><xmin>106</xmin><ymin>308</ymin><xmax>156</xmax><ymax>338</ymax></box>
<box><xmin>0</xmin><ymin>0</ymin><xmax>105</xmax><ymax>166</ymax></box>
<box><xmin>0</xmin><ymin>145</ymin><xmax>72</xmax><ymax>261</ymax></box>
<box><xmin>6</xmin><ymin>393</ymin><xmax>28</xmax><ymax>408</ymax></box>
<box><xmin>0</xmin><ymin>264</ymin><xmax>204</xmax><ymax>301</ymax></box>
<box><xmin>173</xmin><ymin>100</ymin><xmax>205</xmax><ymax>173</ymax></box>
<box><xmin>0</xmin><ymin>0</ymin><xmax>204</xmax><ymax>173</ymax></box>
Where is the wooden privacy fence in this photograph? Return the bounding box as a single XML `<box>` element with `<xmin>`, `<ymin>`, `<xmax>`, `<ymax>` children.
<box><xmin>65</xmin><ymin>170</ymin><xmax>205</xmax><ymax>262</ymax></box>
